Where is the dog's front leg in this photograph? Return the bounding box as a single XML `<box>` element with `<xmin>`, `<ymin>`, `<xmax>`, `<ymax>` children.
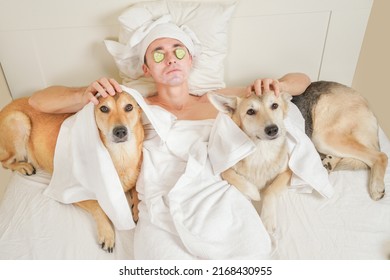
<box><xmin>75</xmin><ymin>200</ymin><xmax>115</xmax><ymax>253</ymax></box>
<box><xmin>129</xmin><ymin>187</ymin><xmax>139</xmax><ymax>222</ymax></box>
<box><xmin>222</xmin><ymin>168</ymin><xmax>260</xmax><ymax>200</ymax></box>
<box><xmin>260</xmin><ymin>169</ymin><xmax>291</xmax><ymax>236</ymax></box>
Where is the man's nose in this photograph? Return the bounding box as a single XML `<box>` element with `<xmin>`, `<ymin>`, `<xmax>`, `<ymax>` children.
<box><xmin>166</xmin><ymin>52</ymin><xmax>177</xmax><ymax>65</ymax></box>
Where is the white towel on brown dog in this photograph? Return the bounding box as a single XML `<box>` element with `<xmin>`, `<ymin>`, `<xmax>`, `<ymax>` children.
<box><xmin>44</xmin><ymin>86</ymin><xmax>153</xmax><ymax>230</ymax></box>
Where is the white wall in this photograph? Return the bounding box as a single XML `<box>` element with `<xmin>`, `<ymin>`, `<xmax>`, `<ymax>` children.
<box><xmin>0</xmin><ymin>67</ymin><xmax>12</xmax><ymax>195</ymax></box>
<box><xmin>353</xmin><ymin>0</ymin><xmax>390</xmax><ymax>137</ymax></box>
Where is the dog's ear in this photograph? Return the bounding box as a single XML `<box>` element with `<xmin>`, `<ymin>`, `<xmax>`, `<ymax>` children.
<box><xmin>280</xmin><ymin>91</ymin><xmax>292</xmax><ymax>116</ymax></box>
<box><xmin>281</xmin><ymin>91</ymin><xmax>292</xmax><ymax>102</ymax></box>
<box><xmin>207</xmin><ymin>92</ymin><xmax>238</xmax><ymax>114</ymax></box>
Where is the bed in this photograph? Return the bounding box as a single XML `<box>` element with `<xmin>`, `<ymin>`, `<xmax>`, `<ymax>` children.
<box><xmin>1</xmin><ymin>0</ymin><xmax>390</xmax><ymax>260</ymax></box>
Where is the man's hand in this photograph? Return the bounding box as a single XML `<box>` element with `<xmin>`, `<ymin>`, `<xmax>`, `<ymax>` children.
<box><xmin>84</xmin><ymin>77</ymin><xmax>123</xmax><ymax>105</ymax></box>
<box><xmin>246</xmin><ymin>78</ymin><xmax>281</xmax><ymax>97</ymax></box>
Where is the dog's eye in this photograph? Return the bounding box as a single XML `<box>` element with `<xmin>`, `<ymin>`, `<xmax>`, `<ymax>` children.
<box><xmin>125</xmin><ymin>104</ymin><xmax>133</xmax><ymax>112</ymax></box>
<box><xmin>271</xmin><ymin>103</ymin><xmax>279</xmax><ymax>110</ymax></box>
<box><xmin>246</xmin><ymin>109</ymin><xmax>256</xmax><ymax>115</ymax></box>
<box><xmin>100</xmin><ymin>106</ymin><xmax>109</xmax><ymax>113</ymax></box>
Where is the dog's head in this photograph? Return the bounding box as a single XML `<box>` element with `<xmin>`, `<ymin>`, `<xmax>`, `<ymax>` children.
<box><xmin>94</xmin><ymin>92</ymin><xmax>144</xmax><ymax>145</ymax></box>
<box><xmin>208</xmin><ymin>91</ymin><xmax>291</xmax><ymax>141</ymax></box>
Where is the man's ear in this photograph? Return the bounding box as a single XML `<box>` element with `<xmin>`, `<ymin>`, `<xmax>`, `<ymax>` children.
<box><xmin>142</xmin><ymin>64</ymin><xmax>150</xmax><ymax>77</ymax></box>
<box><xmin>207</xmin><ymin>92</ymin><xmax>238</xmax><ymax>114</ymax></box>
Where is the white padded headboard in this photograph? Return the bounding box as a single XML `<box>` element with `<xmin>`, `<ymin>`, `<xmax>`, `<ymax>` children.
<box><xmin>0</xmin><ymin>0</ymin><xmax>373</xmax><ymax>99</ymax></box>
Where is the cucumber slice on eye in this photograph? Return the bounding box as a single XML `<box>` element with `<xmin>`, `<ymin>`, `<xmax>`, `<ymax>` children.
<box><xmin>153</xmin><ymin>51</ymin><xmax>165</xmax><ymax>63</ymax></box>
<box><xmin>175</xmin><ymin>48</ymin><xmax>186</xmax><ymax>60</ymax></box>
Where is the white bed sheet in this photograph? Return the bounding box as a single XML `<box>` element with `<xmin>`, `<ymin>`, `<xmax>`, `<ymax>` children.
<box><xmin>0</xmin><ymin>171</ymin><xmax>133</xmax><ymax>259</ymax></box>
<box><xmin>0</xmin><ymin>129</ymin><xmax>389</xmax><ymax>259</ymax></box>
<box><xmin>269</xmin><ymin>128</ymin><xmax>390</xmax><ymax>260</ymax></box>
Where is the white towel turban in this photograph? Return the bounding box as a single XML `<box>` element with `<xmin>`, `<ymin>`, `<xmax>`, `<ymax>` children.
<box><xmin>105</xmin><ymin>14</ymin><xmax>201</xmax><ymax>80</ymax></box>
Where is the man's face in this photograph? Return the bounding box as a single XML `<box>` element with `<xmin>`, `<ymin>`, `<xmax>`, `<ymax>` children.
<box><xmin>142</xmin><ymin>38</ymin><xmax>193</xmax><ymax>87</ymax></box>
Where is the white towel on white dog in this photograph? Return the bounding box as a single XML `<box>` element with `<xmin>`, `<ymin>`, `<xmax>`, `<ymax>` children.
<box><xmin>44</xmin><ymin>86</ymin><xmax>153</xmax><ymax>230</ymax></box>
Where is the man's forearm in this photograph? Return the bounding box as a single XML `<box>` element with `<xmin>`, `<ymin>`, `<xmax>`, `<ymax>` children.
<box><xmin>278</xmin><ymin>73</ymin><xmax>311</xmax><ymax>96</ymax></box>
<box><xmin>28</xmin><ymin>86</ymin><xmax>88</xmax><ymax>113</ymax></box>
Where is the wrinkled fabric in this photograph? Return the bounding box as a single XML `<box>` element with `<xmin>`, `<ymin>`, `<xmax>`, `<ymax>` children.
<box><xmin>285</xmin><ymin>103</ymin><xmax>334</xmax><ymax>198</ymax></box>
<box><xmin>135</xmin><ymin>107</ymin><xmax>272</xmax><ymax>259</ymax></box>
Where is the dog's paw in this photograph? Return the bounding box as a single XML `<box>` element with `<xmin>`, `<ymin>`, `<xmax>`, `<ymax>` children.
<box><xmin>268</xmin><ymin>228</ymin><xmax>281</xmax><ymax>252</ymax></box>
<box><xmin>15</xmin><ymin>162</ymin><xmax>36</xmax><ymax>176</ymax></box>
<box><xmin>261</xmin><ymin>209</ymin><xmax>277</xmax><ymax>236</ymax></box>
<box><xmin>262</xmin><ymin>216</ymin><xmax>277</xmax><ymax>236</ymax></box>
<box><xmin>369</xmin><ymin>181</ymin><xmax>385</xmax><ymax>201</ymax></box>
<box><xmin>237</xmin><ymin>183</ymin><xmax>260</xmax><ymax>201</ymax></box>
<box><xmin>97</xmin><ymin>223</ymin><xmax>115</xmax><ymax>253</ymax></box>
<box><xmin>131</xmin><ymin>203</ymin><xmax>139</xmax><ymax>224</ymax></box>
<box><xmin>322</xmin><ymin>155</ymin><xmax>337</xmax><ymax>172</ymax></box>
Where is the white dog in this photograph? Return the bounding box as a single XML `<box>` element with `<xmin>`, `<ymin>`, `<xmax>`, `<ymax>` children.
<box><xmin>208</xmin><ymin>91</ymin><xmax>292</xmax><ymax>233</ymax></box>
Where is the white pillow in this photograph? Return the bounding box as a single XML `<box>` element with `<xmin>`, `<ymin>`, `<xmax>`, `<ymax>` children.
<box><xmin>106</xmin><ymin>0</ymin><xmax>236</xmax><ymax>96</ymax></box>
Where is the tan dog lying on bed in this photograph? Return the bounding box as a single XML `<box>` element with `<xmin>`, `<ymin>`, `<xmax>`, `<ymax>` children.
<box><xmin>0</xmin><ymin>92</ymin><xmax>144</xmax><ymax>252</ymax></box>
<box><xmin>208</xmin><ymin>91</ymin><xmax>292</xmax><ymax>232</ymax></box>
<box><xmin>292</xmin><ymin>81</ymin><xmax>388</xmax><ymax>200</ymax></box>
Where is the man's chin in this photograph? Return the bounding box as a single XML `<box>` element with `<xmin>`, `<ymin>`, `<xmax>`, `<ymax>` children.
<box><xmin>166</xmin><ymin>77</ymin><xmax>186</xmax><ymax>86</ymax></box>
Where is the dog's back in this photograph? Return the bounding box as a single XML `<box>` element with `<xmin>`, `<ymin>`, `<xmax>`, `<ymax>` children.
<box><xmin>292</xmin><ymin>81</ymin><xmax>376</xmax><ymax>142</ymax></box>
<box><xmin>292</xmin><ymin>81</ymin><xmax>346</xmax><ymax>137</ymax></box>
<box><xmin>292</xmin><ymin>81</ymin><xmax>380</xmax><ymax>155</ymax></box>
<box><xmin>292</xmin><ymin>81</ymin><xmax>388</xmax><ymax>200</ymax></box>
<box><xmin>0</xmin><ymin>98</ymin><xmax>71</xmax><ymax>174</ymax></box>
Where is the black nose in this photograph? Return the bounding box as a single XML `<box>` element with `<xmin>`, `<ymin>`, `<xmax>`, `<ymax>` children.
<box><xmin>113</xmin><ymin>126</ymin><xmax>128</xmax><ymax>139</ymax></box>
<box><xmin>265</xmin><ymin>125</ymin><xmax>278</xmax><ymax>137</ymax></box>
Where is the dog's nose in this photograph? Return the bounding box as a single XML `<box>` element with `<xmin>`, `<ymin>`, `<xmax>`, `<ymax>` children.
<box><xmin>265</xmin><ymin>125</ymin><xmax>278</xmax><ymax>137</ymax></box>
<box><xmin>113</xmin><ymin>126</ymin><xmax>128</xmax><ymax>139</ymax></box>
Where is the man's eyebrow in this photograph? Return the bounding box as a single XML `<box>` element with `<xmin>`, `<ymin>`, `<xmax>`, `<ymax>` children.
<box><xmin>152</xmin><ymin>43</ymin><xmax>185</xmax><ymax>52</ymax></box>
<box><xmin>152</xmin><ymin>47</ymin><xmax>164</xmax><ymax>52</ymax></box>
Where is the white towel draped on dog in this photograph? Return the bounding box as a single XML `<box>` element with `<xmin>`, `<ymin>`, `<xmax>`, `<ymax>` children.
<box><xmin>44</xmin><ymin>86</ymin><xmax>153</xmax><ymax>230</ymax></box>
<box><xmin>208</xmin><ymin>101</ymin><xmax>334</xmax><ymax>198</ymax></box>
<box><xmin>285</xmin><ymin>103</ymin><xmax>335</xmax><ymax>198</ymax></box>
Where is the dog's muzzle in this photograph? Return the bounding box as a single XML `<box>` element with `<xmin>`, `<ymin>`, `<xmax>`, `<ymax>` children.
<box><xmin>265</xmin><ymin>124</ymin><xmax>279</xmax><ymax>139</ymax></box>
<box><xmin>113</xmin><ymin>126</ymin><xmax>128</xmax><ymax>142</ymax></box>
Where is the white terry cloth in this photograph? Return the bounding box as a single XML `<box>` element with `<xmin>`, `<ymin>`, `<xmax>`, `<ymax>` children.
<box><xmin>134</xmin><ymin>108</ymin><xmax>272</xmax><ymax>259</ymax></box>
<box><xmin>284</xmin><ymin>102</ymin><xmax>335</xmax><ymax>198</ymax></box>
<box><xmin>44</xmin><ymin>86</ymin><xmax>151</xmax><ymax>230</ymax></box>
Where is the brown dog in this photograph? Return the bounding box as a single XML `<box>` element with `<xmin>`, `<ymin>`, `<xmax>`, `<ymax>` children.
<box><xmin>0</xmin><ymin>92</ymin><xmax>144</xmax><ymax>252</ymax></box>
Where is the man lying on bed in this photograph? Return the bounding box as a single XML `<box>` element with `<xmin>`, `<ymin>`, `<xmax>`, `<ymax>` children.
<box><xmin>28</xmin><ymin>21</ymin><xmax>319</xmax><ymax>259</ymax></box>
